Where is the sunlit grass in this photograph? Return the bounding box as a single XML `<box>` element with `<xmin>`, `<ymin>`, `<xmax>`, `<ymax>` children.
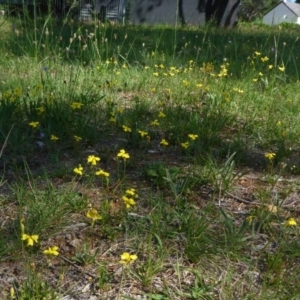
<box><xmin>1</xmin><ymin>13</ymin><xmax>300</xmax><ymax>299</ymax></box>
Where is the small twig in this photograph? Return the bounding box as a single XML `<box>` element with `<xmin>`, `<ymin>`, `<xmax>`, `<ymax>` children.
<box><xmin>226</xmin><ymin>192</ymin><xmax>258</xmax><ymax>205</ymax></box>
<box><xmin>226</xmin><ymin>192</ymin><xmax>300</xmax><ymax>212</ymax></box>
<box><xmin>60</xmin><ymin>255</ymin><xmax>98</xmax><ymax>279</ymax></box>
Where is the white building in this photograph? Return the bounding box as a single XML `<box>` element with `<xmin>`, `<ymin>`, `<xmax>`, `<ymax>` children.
<box><xmin>263</xmin><ymin>1</ymin><xmax>300</xmax><ymax>26</ymax></box>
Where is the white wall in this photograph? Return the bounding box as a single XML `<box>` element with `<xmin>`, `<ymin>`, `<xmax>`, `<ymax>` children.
<box><xmin>263</xmin><ymin>3</ymin><xmax>298</xmax><ymax>25</ymax></box>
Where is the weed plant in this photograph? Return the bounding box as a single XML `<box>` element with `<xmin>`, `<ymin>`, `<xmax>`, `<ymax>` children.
<box><xmin>0</xmin><ymin>10</ymin><xmax>300</xmax><ymax>299</ymax></box>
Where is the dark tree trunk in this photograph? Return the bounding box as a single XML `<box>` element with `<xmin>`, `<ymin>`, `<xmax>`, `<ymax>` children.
<box><xmin>178</xmin><ymin>0</ymin><xmax>185</xmax><ymax>25</ymax></box>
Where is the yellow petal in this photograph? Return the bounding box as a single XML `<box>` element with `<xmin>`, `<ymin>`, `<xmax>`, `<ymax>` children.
<box><xmin>31</xmin><ymin>235</ymin><xmax>39</xmax><ymax>243</ymax></box>
<box><xmin>285</xmin><ymin>218</ymin><xmax>297</xmax><ymax>226</ymax></box>
<box><xmin>129</xmin><ymin>254</ymin><xmax>138</xmax><ymax>261</ymax></box>
<box><xmin>87</xmin><ymin>209</ymin><xmax>102</xmax><ymax>221</ymax></box>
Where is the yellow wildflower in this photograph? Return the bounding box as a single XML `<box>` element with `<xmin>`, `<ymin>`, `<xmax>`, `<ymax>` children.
<box><xmin>285</xmin><ymin>218</ymin><xmax>297</xmax><ymax>226</ymax></box>
<box><xmin>138</xmin><ymin>130</ymin><xmax>148</xmax><ymax>138</ymax></box>
<box><xmin>122</xmin><ymin>195</ymin><xmax>136</xmax><ymax>209</ymax></box>
<box><xmin>268</xmin><ymin>65</ymin><xmax>273</xmax><ymax>70</ymax></box>
<box><xmin>183</xmin><ymin>80</ymin><xmax>190</xmax><ymax>86</ymax></box>
<box><xmin>73</xmin><ymin>164</ymin><xmax>83</xmax><ymax>175</ymax></box>
<box><xmin>265</xmin><ymin>205</ymin><xmax>278</xmax><ymax>213</ymax></box>
<box><xmin>150</xmin><ymin>119</ymin><xmax>159</xmax><ymax>126</ymax></box>
<box><xmin>218</xmin><ymin>65</ymin><xmax>228</xmax><ymax>77</ymax></box>
<box><xmin>181</xmin><ymin>142</ymin><xmax>189</xmax><ymax>149</ymax></box>
<box><xmin>36</xmin><ymin>107</ymin><xmax>45</xmax><ymax>114</ymax></box>
<box><xmin>160</xmin><ymin>139</ymin><xmax>169</xmax><ymax>146</ymax></box>
<box><xmin>87</xmin><ymin>155</ymin><xmax>100</xmax><ymax>166</ymax></box>
<box><xmin>95</xmin><ymin>169</ymin><xmax>110</xmax><ymax>177</ymax></box>
<box><xmin>126</xmin><ymin>188</ymin><xmax>136</xmax><ymax>196</ymax></box>
<box><xmin>43</xmin><ymin>246</ymin><xmax>59</xmax><ymax>256</ymax></box>
<box><xmin>86</xmin><ymin>208</ymin><xmax>102</xmax><ymax>226</ymax></box>
<box><xmin>29</xmin><ymin>121</ymin><xmax>39</xmax><ymax>128</ymax></box>
<box><xmin>261</xmin><ymin>56</ymin><xmax>269</xmax><ymax>62</ymax></box>
<box><xmin>200</xmin><ymin>62</ymin><xmax>214</xmax><ymax>73</ymax></box>
<box><xmin>278</xmin><ymin>66</ymin><xmax>285</xmax><ymax>72</ymax></box>
<box><xmin>158</xmin><ymin>111</ymin><xmax>166</xmax><ymax>118</ymax></box>
<box><xmin>117</xmin><ymin>149</ymin><xmax>130</xmax><ymax>160</ymax></box>
<box><xmin>265</xmin><ymin>152</ymin><xmax>276</xmax><ymax>161</ymax></box>
<box><xmin>22</xmin><ymin>234</ymin><xmax>39</xmax><ymax>246</ymax></box>
<box><xmin>232</xmin><ymin>87</ymin><xmax>244</xmax><ymax>93</ymax></box>
<box><xmin>120</xmin><ymin>252</ymin><xmax>138</xmax><ymax>265</ymax></box>
<box><xmin>74</xmin><ymin>135</ymin><xmax>82</xmax><ymax>142</ymax></box>
<box><xmin>70</xmin><ymin>102</ymin><xmax>83</xmax><ymax>110</ymax></box>
<box><xmin>50</xmin><ymin>135</ymin><xmax>59</xmax><ymax>142</ymax></box>
<box><xmin>188</xmin><ymin>134</ymin><xmax>198</xmax><ymax>140</ymax></box>
<box><xmin>122</xmin><ymin>125</ymin><xmax>132</xmax><ymax>133</ymax></box>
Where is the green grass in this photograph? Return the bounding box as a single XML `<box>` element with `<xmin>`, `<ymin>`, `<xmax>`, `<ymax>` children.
<box><xmin>1</xmin><ymin>14</ymin><xmax>300</xmax><ymax>299</ymax></box>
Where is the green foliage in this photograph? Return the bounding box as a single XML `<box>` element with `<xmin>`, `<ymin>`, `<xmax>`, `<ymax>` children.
<box><xmin>72</xmin><ymin>243</ymin><xmax>99</xmax><ymax>266</ymax></box>
<box><xmin>240</xmin><ymin>0</ymin><xmax>279</xmax><ymax>22</ymax></box>
<box><xmin>145</xmin><ymin>163</ymin><xmax>181</xmax><ymax>188</ymax></box>
<box><xmin>206</xmin><ymin>153</ymin><xmax>244</xmax><ymax>200</ymax></box>
<box><xmin>2</xmin><ymin>14</ymin><xmax>300</xmax><ymax>300</ymax></box>
<box><xmin>14</xmin><ymin>272</ymin><xmax>58</xmax><ymax>300</ymax></box>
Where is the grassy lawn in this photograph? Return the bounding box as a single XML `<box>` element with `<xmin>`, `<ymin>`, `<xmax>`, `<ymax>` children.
<box><xmin>1</xmin><ymin>14</ymin><xmax>300</xmax><ymax>299</ymax></box>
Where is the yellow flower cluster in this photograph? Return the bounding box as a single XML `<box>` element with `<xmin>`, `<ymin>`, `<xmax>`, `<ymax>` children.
<box><xmin>2</xmin><ymin>87</ymin><xmax>22</xmax><ymax>102</ymax></box>
<box><xmin>200</xmin><ymin>62</ymin><xmax>214</xmax><ymax>73</ymax></box>
<box><xmin>74</xmin><ymin>155</ymin><xmax>110</xmax><ymax>182</ymax></box>
<box><xmin>122</xmin><ymin>188</ymin><xmax>137</xmax><ymax>209</ymax></box>
<box><xmin>181</xmin><ymin>134</ymin><xmax>198</xmax><ymax>149</ymax></box>
<box><xmin>21</xmin><ymin>219</ymin><xmax>59</xmax><ymax>257</ymax></box>
<box><xmin>218</xmin><ymin>63</ymin><xmax>229</xmax><ymax>77</ymax></box>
